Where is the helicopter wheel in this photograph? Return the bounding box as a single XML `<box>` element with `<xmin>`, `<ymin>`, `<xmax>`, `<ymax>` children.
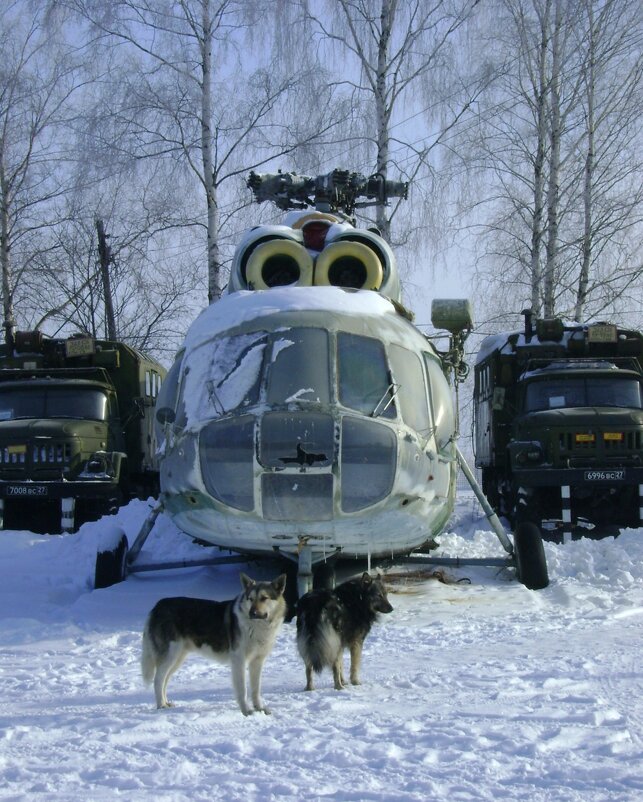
<box><xmin>94</xmin><ymin>526</ymin><xmax>129</xmax><ymax>589</ymax></box>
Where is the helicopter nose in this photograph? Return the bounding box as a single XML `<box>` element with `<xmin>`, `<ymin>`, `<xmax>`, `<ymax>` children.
<box><xmin>198</xmin><ymin>410</ymin><xmax>397</xmax><ymax>520</ymax></box>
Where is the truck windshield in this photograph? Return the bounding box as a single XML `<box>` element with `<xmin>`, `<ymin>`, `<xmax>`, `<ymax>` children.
<box><xmin>0</xmin><ymin>387</ymin><xmax>109</xmax><ymax>421</ymax></box>
<box><xmin>524</xmin><ymin>377</ymin><xmax>643</xmax><ymax>412</ymax></box>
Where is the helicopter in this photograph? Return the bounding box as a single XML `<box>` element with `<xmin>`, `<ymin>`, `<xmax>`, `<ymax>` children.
<box><xmin>94</xmin><ymin>170</ymin><xmax>548</xmax><ymax>595</ymax></box>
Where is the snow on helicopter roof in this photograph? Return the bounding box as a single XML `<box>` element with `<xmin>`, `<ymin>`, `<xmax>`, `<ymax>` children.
<box><xmin>182</xmin><ymin>286</ymin><xmax>400</xmax><ymax>352</ymax></box>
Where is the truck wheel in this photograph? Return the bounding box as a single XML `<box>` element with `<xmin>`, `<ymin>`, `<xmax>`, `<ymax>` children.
<box><xmin>94</xmin><ymin>527</ymin><xmax>129</xmax><ymax>589</ymax></box>
<box><xmin>514</xmin><ymin>522</ymin><xmax>549</xmax><ymax>590</ymax></box>
<box><xmin>514</xmin><ymin>497</ymin><xmax>544</xmax><ymax>539</ymax></box>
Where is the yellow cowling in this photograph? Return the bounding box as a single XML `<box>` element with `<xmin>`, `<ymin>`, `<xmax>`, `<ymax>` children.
<box><xmin>314</xmin><ymin>241</ymin><xmax>384</xmax><ymax>291</ymax></box>
<box><xmin>245</xmin><ymin>239</ymin><xmax>314</xmax><ymax>289</ymax></box>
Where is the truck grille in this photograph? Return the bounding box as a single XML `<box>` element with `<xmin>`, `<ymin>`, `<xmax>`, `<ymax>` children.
<box><xmin>0</xmin><ymin>442</ymin><xmax>73</xmax><ymax>471</ymax></box>
<box><xmin>0</xmin><ymin>448</ymin><xmax>26</xmax><ymax>465</ymax></box>
<box><xmin>558</xmin><ymin>431</ymin><xmax>641</xmax><ymax>452</ymax></box>
<box><xmin>33</xmin><ymin>443</ymin><xmax>72</xmax><ymax>464</ymax></box>
<box><xmin>556</xmin><ymin>429</ymin><xmax>641</xmax><ymax>469</ymax></box>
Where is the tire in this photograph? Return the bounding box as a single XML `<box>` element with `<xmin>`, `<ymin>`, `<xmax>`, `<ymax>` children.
<box><xmin>513</xmin><ymin>522</ymin><xmax>549</xmax><ymax>590</ymax></box>
<box><xmin>94</xmin><ymin>529</ymin><xmax>129</xmax><ymax>589</ymax></box>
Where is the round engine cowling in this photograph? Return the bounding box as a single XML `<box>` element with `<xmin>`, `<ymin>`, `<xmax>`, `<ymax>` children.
<box><xmin>245</xmin><ymin>239</ymin><xmax>314</xmax><ymax>290</ymax></box>
<box><xmin>314</xmin><ymin>241</ymin><xmax>384</xmax><ymax>291</ymax></box>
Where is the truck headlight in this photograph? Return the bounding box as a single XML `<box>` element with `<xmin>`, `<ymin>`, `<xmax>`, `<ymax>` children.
<box><xmin>513</xmin><ymin>443</ymin><xmax>544</xmax><ymax>466</ymax></box>
<box><xmin>79</xmin><ymin>452</ymin><xmax>116</xmax><ymax>480</ymax></box>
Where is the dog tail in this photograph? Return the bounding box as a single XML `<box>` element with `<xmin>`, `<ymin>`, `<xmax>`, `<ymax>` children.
<box><xmin>141</xmin><ymin>617</ymin><xmax>156</xmax><ymax>685</ymax></box>
<box><xmin>296</xmin><ymin>600</ymin><xmax>342</xmax><ymax>673</ymax></box>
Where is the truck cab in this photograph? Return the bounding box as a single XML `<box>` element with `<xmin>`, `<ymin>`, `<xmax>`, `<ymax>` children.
<box><xmin>0</xmin><ymin>331</ymin><xmax>165</xmax><ymax>532</ymax></box>
<box><xmin>475</xmin><ymin>313</ymin><xmax>643</xmax><ymax>540</ymax></box>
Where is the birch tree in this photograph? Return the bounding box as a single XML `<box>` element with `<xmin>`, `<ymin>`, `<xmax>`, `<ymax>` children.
<box><xmin>572</xmin><ymin>0</ymin><xmax>643</xmax><ymax>321</ymax></box>
<box><xmin>72</xmin><ymin>0</ymin><xmax>346</xmax><ymax>302</ymax></box>
<box><xmin>469</xmin><ymin>0</ymin><xmax>642</xmax><ymax>323</ymax></box>
<box><xmin>301</xmin><ymin>0</ymin><xmax>483</xmax><ymax>241</ymax></box>
<box><xmin>21</xmin><ymin>167</ymin><xmax>206</xmax><ymax>358</ymax></box>
<box><xmin>0</xmin><ymin>2</ymin><xmax>85</xmax><ymax>344</ymax></box>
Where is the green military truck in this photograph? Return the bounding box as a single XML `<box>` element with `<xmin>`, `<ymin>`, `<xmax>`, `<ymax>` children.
<box><xmin>0</xmin><ymin>330</ymin><xmax>166</xmax><ymax>532</ymax></box>
<box><xmin>474</xmin><ymin>310</ymin><xmax>643</xmax><ymax>541</ymax></box>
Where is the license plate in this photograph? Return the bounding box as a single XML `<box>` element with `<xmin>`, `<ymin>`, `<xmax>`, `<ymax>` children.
<box><xmin>584</xmin><ymin>469</ymin><xmax>625</xmax><ymax>482</ymax></box>
<box><xmin>6</xmin><ymin>485</ymin><xmax>49</xmax><ymax>497</ymax></box>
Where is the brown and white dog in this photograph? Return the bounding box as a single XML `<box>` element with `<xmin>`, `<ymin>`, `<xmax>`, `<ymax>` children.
<box><xmin>141</xmin><ymin>572</ymin><xmax>287</xmax><ymax>715</ymax></box>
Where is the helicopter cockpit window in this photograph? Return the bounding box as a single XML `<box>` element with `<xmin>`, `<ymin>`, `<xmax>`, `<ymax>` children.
<box><xmin>267</xmin><ymin>328</ymin><xmax>329</xmax><ymax>405</ymax></box>
<box><xmin>154</xmin><ymin>355</ymin><xmax>185</xmax><ymax>441</ymax></box>
<box><xmin>337</xmin><ymin>333</ymin><xmax>396</xmax><ymax>418</ymax></box>
<box><xmin>423</xmin><ymin>354</ymin><xmax>455</xmax><ymax>450</ymax></box>
<box><xmin>180</xmin><ymin>332</ymin><xmax>268</xmax><ymax>425</ymax></box>
<box><xmin>389</xmin><ymin>344</ymin><xmax>431</xmax><ymax>435</ymax></box>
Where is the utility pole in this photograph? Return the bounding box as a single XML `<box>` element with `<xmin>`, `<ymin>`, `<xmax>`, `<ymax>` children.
<box><xmin>96</xmin><ymin>219</ymin><xmax>117</xmax><ymax>341</ymax></box>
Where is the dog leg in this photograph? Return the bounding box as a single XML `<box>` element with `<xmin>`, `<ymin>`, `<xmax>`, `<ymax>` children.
<box><xmin>248</xmin><ymin>655</ymin><xmax>270</xmax><ymax>714</ymax></box>
<box><xmin>349</xmin><ymin>640</ymin><xmax>364</xmax><ymax>685</ymax></box>
<box><xmin>154</xmin><ymin>643</ymin><xmax>186</xmax><ymax>708</ymax></box>
<box><xmin>304</xmin><ymin>662</ymin><xmax>315</xmax><ymax>691</ymax></box>
<box><xmin>332</xmin><ymin>656</ymin><xmax>346</xmax><ymax>690</ymax></box>
<box><xmin>231</xmin><ymin>654</ymin><xmax>252</xmax><ymax>715</ymax></box>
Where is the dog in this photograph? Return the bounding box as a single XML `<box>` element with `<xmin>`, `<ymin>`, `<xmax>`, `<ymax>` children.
<box><xmin>141</xmin><ymin>572</ymin><xmax>287</xmax><ymax>715</ymax></box>
<box><xmin>296</xmin><ymin>572</ymin><xmax>393</xmax><ymax>691</ymax></box>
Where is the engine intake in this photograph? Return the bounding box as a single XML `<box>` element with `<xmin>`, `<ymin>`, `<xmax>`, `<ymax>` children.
<box><xmin>246</xmin><ymin>239</ymin><xmax>313</xmax><ymax>289</ymax></box>
<box><xmin>314</xmin><ymin>240</ymin><xmax>383</xmax><ymax>290</ymax></box>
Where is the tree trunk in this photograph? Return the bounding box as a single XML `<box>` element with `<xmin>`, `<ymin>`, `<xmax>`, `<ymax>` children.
<box><xmin>543</xmin><ymin>0</ymin><xmax>563</xmax><ymax>317</ymax></box>
<box><xmin>530</xmin><ymin>0</ymin><xmax>552</xmax><ymax>317</ymax></box>
<box><xmin>0</xmin><ymin>162</ymin><xmax>15</xmax><ymax>347</ymax></box>
<box><xmin>375</xmin><ymin>0</ymin><xmax>393</xmax><ymax>240</ymax></box>
<box><xmin>575</xmin><ymin>0</ymin><xmax>596</xmax><ymax>322</ymax></box>
<box><xmin>199</xmin><ymin>1</ymin><xmax>222</xmax><ymax>303</ymax></box>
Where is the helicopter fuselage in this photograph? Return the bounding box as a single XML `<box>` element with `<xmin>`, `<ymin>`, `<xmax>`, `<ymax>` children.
<box><xmin>156</xmin><ymin>286</ymin><xmax>457</xmax><ymax>564</ymax></box>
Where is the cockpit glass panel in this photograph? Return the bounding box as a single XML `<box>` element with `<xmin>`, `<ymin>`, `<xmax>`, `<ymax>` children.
<box><xmin>200</xmin><ymin>416</ymin><xmax>255</xmax><ymax>511</ymax></box>
<box><xmin>155</xmin><ymin>356</ymin><xmax>183</xmax><ymax>438</ymax></box>
<box><xmin>181</xmin><ymin>332</ymin><xmax>268</xmax><ymax>425</ymax></box>
<box><xmin>337</xmin><ymin>332</ymin><xmax>396</xmax><ymax>418</ymax></box>
<box><xmin>262</xmin><ymin>473</ymin><xmax>333</xmax><ymax>521</ymax></box>
<box><xmin>423</xmin><ymin>354</ymin><xmax>455</xmax><ymax>449</ymax></box>
<box><xmin>260</xmin><ymin>412</ymin><xmax>334</xmax><ymax>469</ymax></box>
<box><xmin>267</xmin><ymin>328</ymin><xmax>330</xmax><ymax>405</ymax></box>
<box><xmin>389</xmin><ymin>344</ymin><xmax>431</xmax><ymax>435</ymax></box>
<box><xmin>524</xmin><ymin>377</ymin><xmax>643</xmax><ymax>411</ymax></box>
<box><xmin>341</xmin><ymin>417</ymin><xmax>397</xmax><ymax>512</ymax></box>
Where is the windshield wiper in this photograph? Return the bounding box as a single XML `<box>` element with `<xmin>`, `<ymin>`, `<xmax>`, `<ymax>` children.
<box><xmin>372</xmin><ymin>383</ymin><xmax>400</xmax><ymax>418</ymax></box>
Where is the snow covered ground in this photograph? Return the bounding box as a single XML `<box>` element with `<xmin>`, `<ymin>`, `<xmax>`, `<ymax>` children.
<box><xmin>1</xmin><ymin>494</ymin><xmax>642</xmax><ymax>802</ymax></box>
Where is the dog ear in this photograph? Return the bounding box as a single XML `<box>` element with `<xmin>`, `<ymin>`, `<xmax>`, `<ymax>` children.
<box><xmin>240</xmin><ymin>572</ymin><xmax>255</xmax><ymax>591</ymax></box>
<box><xmin>273</xmin><ymin>574</ymin><xmax>287</xmax><ymax>596</ymax></box>
<box><xmin>361</xmin><ymin>572</ymin><xmax>372</xmax><ymax>584</ymax></box>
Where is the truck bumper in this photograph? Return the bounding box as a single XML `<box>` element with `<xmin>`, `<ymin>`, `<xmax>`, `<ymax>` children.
<box><xmin>512</xmin><ymin>466</ymin><xmax>643</xmax><ymax>487</ymax></box>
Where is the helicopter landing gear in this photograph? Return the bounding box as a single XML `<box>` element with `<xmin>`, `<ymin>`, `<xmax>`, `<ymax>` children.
<box><xmin>296</xmin><ymin>544</ymin><xmax>313</xmax><ymax>598</ymax></box>
<box><xmin>285</xmin><ymin>543</ymin><xmax>339</xmax><ymax>600</ymax></box>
